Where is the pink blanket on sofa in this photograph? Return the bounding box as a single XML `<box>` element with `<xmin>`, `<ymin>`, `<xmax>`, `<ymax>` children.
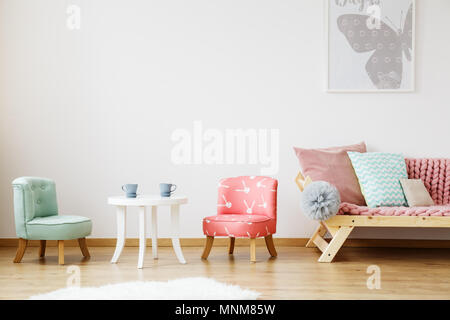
<box><xmin>338</xmin><ymin>158</ymin><xmax>450</xmax><ymax>216</ymax></box>
<box><xmin>338</xmin><ymin>203</ymin><xmax>450</xmax><ymax>216</ymax></box>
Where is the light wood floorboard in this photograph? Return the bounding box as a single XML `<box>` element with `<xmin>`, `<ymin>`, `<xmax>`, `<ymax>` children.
<box><xmin>1</xmin><ymin>246</ymin><xmax>449</xmax><ymax>300</ymax></box>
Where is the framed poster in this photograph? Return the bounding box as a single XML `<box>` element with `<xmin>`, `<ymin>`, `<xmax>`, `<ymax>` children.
<box><xmin>326</xmin><ymin>0</ymin><xmax>415</xmax><ymax>92</ymax></box>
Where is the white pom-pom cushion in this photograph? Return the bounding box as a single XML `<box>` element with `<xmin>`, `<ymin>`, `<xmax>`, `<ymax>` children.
<box><xmin>347</xmin><ymin>152</ymin><xmax>408</xmax><ymax>208</ymax></box>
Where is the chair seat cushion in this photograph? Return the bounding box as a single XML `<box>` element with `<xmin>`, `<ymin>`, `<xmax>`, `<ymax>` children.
<box><xmin>339</xmin><ymin>203</ymin><xmax>450</xmax><ymax>216</ymax></box>
<box><xmin>26</xmin><ymin>215</ymin><xmax>92</xmax><ymax>240</ymax></box>
<box><xmin>203</xmin><ymin>214</ymin><xmax>276</xmax><ymax>238</ymax></box>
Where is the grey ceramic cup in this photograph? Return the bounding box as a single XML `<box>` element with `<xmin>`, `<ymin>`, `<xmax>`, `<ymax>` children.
<box><xmin>160</xmin><ymin>183</ymin><xmax>177</xmax><ymax>197</ymax></box>
<box><xmin>122</xmin><ymin>184</ymin><xmax>138</xmax><ymax>198</ymax></box>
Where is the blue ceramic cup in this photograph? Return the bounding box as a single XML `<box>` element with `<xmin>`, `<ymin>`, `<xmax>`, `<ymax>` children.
<box><xmin>160</xmin><ymin>183</ymin><xmax>177</xmax><ymax>197</ymax></box>
<box><xmin>122</xmin><ymin>184</ymin><xmax>138</xmax><ymax>198</ymax></box>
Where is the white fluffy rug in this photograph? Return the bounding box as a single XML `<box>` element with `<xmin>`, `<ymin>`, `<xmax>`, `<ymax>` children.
<box><xmin>29</xmin><ymin>277</ymin><xmax>260</xmax><ymax>300</ymax></box>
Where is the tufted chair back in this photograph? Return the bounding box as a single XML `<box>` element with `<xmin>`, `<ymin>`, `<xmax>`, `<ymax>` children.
<box><xmin>217</xmin><ymin>176</ymin><xmax>278</xmax><ymax>219</ymax></box>
<box><xmin>405</xmin><ymin>159</ymin><xmax>450</xmax><ymax>205</ymax></box>
<box><xmin>12</xmin><ymin>177</ymin><xmax>58</xmax><ymax>238</ymax></box>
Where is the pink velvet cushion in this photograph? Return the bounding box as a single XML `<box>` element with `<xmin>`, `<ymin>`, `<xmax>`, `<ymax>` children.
<box><xmin>293</xmin><ymin>142</ymin><xmax>367</xmax><ymax>205</ymax></box>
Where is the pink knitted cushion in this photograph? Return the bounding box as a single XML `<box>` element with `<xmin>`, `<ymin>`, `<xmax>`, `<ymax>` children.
<box><xmin>293</xmin><ymin>142</ymin><xmax>367</xmax><ymax>205</ymax></box>
<box><xmin>405</xmin><ymin>158</ymin><xmax>450</xmax><ymax>205</ymax></box>
<box><xmin>338</xmin><ymin>158</ymin><xmax>450</xmax><ymax>216</ymax></box>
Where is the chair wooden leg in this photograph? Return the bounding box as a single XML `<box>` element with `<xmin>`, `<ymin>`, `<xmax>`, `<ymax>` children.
<box><xmin>250</xmin><ymin>238</ymin><xmax>256</xmax><ymax>262</ymax></box>
<box><xmin>264</xmin><ymin>235</ymin><xmax>277</xmax><ymax>257</ymax></box>
<box><xmin>78</xmin><ymin>238</ymin><xmax>90</xmax><ymax>258</ymax></box>
<box><xmin>13</xmin><ymin>238</ymin><xmax>28</xmax><ymax>263</ymax></box>
<box><xmin>228</xmin><ymin>237</ymin><xmax>235</xmax><ymax>254</ymax></box>
<box><xmin>201</xmin><ymin>236</ymin><xmax>214</xmax><ymax>260</ymax></box>
<box><xmin>58</xmin><ymin>240</ymin><xmax>65</xmax><ymax>265</ymax></box>
<box><xmin>39</xmin><ymin>240</ymin><xmax>46</xmax><ymax>258</ymax></box>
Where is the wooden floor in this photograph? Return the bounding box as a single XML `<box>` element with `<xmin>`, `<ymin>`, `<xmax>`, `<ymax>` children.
<box><xmin>1</xmin><ymin>245</ymin><xmax>450</xmax><ymax>300</ymax></box>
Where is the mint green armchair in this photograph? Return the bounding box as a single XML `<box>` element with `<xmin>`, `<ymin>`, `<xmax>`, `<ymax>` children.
<box><xmin>12</xmin><ymin>177</ymin><xmax>92</xmax><ymax>265</ymax></box>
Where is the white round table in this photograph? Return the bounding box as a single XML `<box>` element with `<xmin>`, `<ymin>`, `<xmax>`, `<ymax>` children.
<box><xmin>108</xmin><ymin>195</ymin><xmax>188</xmax><ymax>269</ymax></box>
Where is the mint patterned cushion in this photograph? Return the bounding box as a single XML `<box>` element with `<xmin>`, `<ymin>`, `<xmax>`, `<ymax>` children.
<box><xmin>347</xmin><ymin>152</ymin><xmax>408</xmax><ymax>208</ymax></box>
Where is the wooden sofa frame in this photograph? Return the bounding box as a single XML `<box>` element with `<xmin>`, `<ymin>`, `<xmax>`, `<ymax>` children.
<box><xmin>296</xmin><ymin>172</ymin><xmax>450</xmax><ymax>262</ymax></box>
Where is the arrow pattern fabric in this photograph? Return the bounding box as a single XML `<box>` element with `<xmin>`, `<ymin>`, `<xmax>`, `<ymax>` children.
<box><xmin>203</xmin><ymin>176</ymin><xmax>278</xmax><ymax>238</ymax></box>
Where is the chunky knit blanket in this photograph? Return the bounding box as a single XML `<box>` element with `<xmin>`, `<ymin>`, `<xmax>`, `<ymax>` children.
<box><xmin>338</xmin><ymin>158</ymin><xmax>450</xmax><ymax>216</ymax></box>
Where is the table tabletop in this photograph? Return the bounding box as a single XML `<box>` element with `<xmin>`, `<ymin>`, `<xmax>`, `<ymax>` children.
<box><xmin>108</xmin><ymin>195</ymin><xmax>188</xmax><ymax>206</ymax></box>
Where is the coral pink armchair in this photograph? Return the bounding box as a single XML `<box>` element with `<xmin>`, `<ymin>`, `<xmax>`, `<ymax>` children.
<box><xmin>201</xmin><ymin>176</ymin><xmax>278</xmax><ymax>262</ymax></box>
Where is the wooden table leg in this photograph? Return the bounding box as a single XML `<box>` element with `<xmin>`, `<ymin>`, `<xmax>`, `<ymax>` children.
<box><xmin>111</xmin><ymin>206</ymin><xmax>126</xmax><ymax>263</ymax></box>
<box><xmin>170</xmin><ymin>204</ymin><xmax>186</xmax><ymax>264</ymax></box>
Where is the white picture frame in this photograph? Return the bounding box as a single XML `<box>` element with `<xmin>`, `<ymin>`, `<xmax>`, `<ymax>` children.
<box><xmin>325</xmin><ymin>0</ymin><xmax>415</xmax><ymax>93</ymax></box>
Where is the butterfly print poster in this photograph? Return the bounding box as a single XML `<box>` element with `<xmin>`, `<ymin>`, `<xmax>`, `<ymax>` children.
<box><xmin>327</xmin><ymin>0</ymin><xmax>415</xmax><ymax>92</ymax></box>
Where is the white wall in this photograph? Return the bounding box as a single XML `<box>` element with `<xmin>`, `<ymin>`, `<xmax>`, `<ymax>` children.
<box><xmin>1</xmin><ymin>0</ymin><xmax>450</xmax><ymax>240</ymax></box>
